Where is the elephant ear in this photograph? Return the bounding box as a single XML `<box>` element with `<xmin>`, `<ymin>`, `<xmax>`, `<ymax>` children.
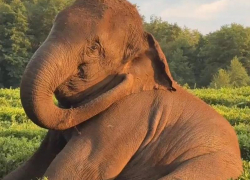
<box><xmin>145</xmin><ymin>32</ymin><xmax>176</xmax><ymax>91</ymax></box>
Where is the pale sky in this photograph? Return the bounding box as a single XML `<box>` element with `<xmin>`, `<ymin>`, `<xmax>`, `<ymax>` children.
<box><xmin>129</xmin><ymin>0</ymin><xmax>250</xmax><ymax>34</ymax></box>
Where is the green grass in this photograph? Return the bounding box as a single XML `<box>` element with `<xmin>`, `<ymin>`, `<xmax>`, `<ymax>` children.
<box><xmin>239</xmin><ymin>161</ymin><xmax>250</xmax><ymax>180</ymax></box>
<box><xmin>191</xmin><ymin>87</ymin><xmax>250</xmax><ymax>107</ymax></box>
<box><xmin>0</xmin><ymin>87</ymin><xmax>250</xmax><ymax>179</ymax></box>
<box><xmin>212</xmin><ymin>105</ymin><xmax>250</xmax><ymax>125</ymax></box>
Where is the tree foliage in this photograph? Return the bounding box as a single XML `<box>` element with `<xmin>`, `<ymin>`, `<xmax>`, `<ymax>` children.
<box><xmin>229</xmin><ymin>57</ymin><xmax>250</xmax><ymax>87</ymax></box>
<box><xmin>210</xmin><ymin>69</ymin><xmax>231</xmax><ymax>89</ymax></box>
<box><xmin>144</xmin><ymin>17</ymin><xmax>200</xmax><ymax>87</ymax></box>
<box><xmin>0</xmin><ymin>0</ymin><xmax>31</xmax><ymax>87</ymax></box>
<box><xmin>0</xmin><ymin>0</ymin><xmax>73</xmax><ymax>88</ymax></box>
<box><xmin>210</xmin><ymin>57</ymin><xmax>250</xmax><ymax>88</ymax></box>
<box><xmin>198</xmin><ymin>24</ymin><xmax>250</xmax><ymax>86</ymax></box>
<box><xmin>0</xmin><ymin>2</ymin><xmax>250</xmax><ymax>88</ymax></box>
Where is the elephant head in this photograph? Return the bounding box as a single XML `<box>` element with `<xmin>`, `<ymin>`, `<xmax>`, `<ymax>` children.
<box><xmin>20</xmin><ymin>0</ymin><xmax>176</xmax><ymax>130</ymax></box>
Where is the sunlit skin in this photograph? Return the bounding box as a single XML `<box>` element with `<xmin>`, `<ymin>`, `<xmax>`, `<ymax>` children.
<box><xmin>3</xmin><ymin>0</ymin><xmax>242</xmax><ymax>179</ymax></box>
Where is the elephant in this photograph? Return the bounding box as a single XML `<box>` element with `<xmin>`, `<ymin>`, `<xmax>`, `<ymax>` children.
<box><xmin>3</xmin><ymin>0</ymin><xmax>242</xmax><ymax>179</ymax></box>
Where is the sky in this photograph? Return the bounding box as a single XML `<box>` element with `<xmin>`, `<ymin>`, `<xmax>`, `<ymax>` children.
<box><xmin>129</xmin><ymin>0</ymin><xmax>250</xmax><ymax>34</ymax></box>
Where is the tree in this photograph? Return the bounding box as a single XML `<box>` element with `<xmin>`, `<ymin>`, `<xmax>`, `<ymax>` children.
<box><xmin>166</xmin><ymin>28</ymin><xmax>201</xmax><ymax>86</ymax></box>
<box><xmin>1</xmin><ymin>4</ymin><xmax>250</xmax><ymax>88</ymax></box>
<box><xmin>0</xmin><ymin>0</ymin><xmax>74</xmax><ymax>88</ymax></box>
<box><xmin>198</xmin><ymin>24</ymin><xmax>250</xmax><ymax>87</ymax></box>
<box><xmin>169</xmin><ymin>48</ymin><xmax>195</xmax><ymax>86</ymax></box>
<box><xmin>144</xmin><ymin>16</ymin><xmax>179</xmax><ymax>43</ymax></box>
<box><xmin>0</xmin><ymin>0</ymin><xmax>31</xmax><ymax>87</ymax></box>
<box><xmin>228</xmin><ymin>57</ymin><xmax>250</xmax><ymax>87</ymax></box>
<box><xmin>24</xmin><ymin>0</ymin><xmax>74</xmax><ymax>53</ymax></box>
<box><xmin>210</xmin><ymin>57</ymin><xmax>250</xmax><ymax>88</ymax></box>
<box><xmin>144</xmin><ymin>16</ymin><xmax>201</xmax><ymax>87</ymax></box>
<box><xmin>210</xmin><ymin>69</ymin><xmax>231</xmax><ymax>88</ymax></box>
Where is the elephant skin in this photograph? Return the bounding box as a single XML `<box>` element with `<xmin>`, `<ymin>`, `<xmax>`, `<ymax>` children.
<box><xmin>3</xmin><ymin>0</ymin><xmax>242</xmax><ymax>179</ymax></box>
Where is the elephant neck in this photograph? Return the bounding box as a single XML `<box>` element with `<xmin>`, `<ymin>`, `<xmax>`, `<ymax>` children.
<box><xmin>128</xmin><ymin>76</ymin><xmax>177</xmax><ymax>95</ymax></box>
<box><xmin>122</xmin><ymin>54</ymin><xmax>176</xmax><ymax>95</ymax></box>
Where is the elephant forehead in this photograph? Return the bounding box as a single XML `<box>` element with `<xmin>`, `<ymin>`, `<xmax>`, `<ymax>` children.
<box><xmin>61</xmin><ymin>0</ymin><xmax>107</xmax><ymax>20</ymax></box>
<box><xmin>53</xmin><ymin>4</ymin><xmax>107</xmax><ymax>40</ymax></box>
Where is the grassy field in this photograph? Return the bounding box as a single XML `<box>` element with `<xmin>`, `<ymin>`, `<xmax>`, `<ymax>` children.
<box><xmin>0</xmin><ymin>88</ymin><xmax>250</xmax><ymax>179</ymax></box>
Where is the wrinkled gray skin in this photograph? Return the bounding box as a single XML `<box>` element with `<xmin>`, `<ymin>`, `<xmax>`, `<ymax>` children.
<box><xmin>3</xmin><ymin>0</ymin><xmax>242</xmax><ymax>179</ymax></box>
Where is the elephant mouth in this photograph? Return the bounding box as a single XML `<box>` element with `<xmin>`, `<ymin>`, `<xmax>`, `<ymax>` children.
<box><xmin>55</xmin><ymin>74</ymin><xmax>126</xmax><ymax>109</ymax></box>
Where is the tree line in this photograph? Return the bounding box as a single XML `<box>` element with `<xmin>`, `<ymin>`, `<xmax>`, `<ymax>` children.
<box><xmin>1</xmin><ymin>0</ymin><xmax>250</xmax><ymax>89</ymax></box>
<box><xmin>144</xmin><ymin>16</ymin><xmax>250</xmax><ymax>89</ymax></box>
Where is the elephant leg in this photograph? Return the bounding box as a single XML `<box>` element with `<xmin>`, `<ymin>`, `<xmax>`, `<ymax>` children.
<box><xmin>42</xmin><ymin>103</ymin><xmax>150</xmax><ymax>180</ymax></box>
<box><xmin>158</xmin><ymin>152</ymin><xmax>242</xmax><ymax>180</ymax></box>
<box><xmin>3</xmin><ymin>130</ymin><xmax>66</xmax><ymax>180</ymax></box>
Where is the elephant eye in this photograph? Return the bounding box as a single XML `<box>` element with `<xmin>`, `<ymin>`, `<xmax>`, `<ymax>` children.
<box><xmin>86</xmin><ymin>40</ymin><xmax>101</xmax><ymax>57</ymax></box>
<box><xmin>90</xmin><ymin>43</ymin><xmax>98</xmax><ymax>50</ymax></box>
<box><xmin>89</xmin><ymin>42</ymin><xmax>100</xmax><ymax>52</ymax></box>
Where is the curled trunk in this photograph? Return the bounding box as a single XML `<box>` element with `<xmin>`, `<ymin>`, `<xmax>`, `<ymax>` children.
<box><xmin>21</xmin><ymin>39</ymin><xmax>133</xmax><ymax>130</ymax></box>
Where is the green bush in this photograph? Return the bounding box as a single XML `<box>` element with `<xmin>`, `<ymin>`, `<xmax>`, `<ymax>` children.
<box><xmin>0</xmin><ymin>107</ymin><xmax>28</xmax><ymax>124</ymax></box>
<box><xmin>0</xmin><ymin>123</ymin><xmax>46</xmax><ymax>178</ymax></box>
<box><xmin>192</xmin><ymin>86</ymin><xmax>250</xmax><ymax>96</ymax></box>
<box><xmin>212</xmin><ymin>105</ymin><xmax>250</xmax><ymax>125</ymax></box>
<box><xmin>238</xmin><ymin>161</ymin><xmax>250</xmax><ymax>180</ymax></box>
<box><xmin>0</xmin><ymin>136</ymin><xmax>42</xmax><ymax>178</ymax></box>
<box><xmin>235</xmin><ymin>124</ymin><xmax>250</xmax><ymax>161</ymax></box>
<box><xmin>0</xmin><ymin>88</ymin><xmax>249</xmax><ymax>179</ymax></box>
<box><xmin>0</xmin><ymin>89</ymin><xmax>21</xmax><ymax>101</ymax></box>
<box><xmin>191</xmin><ymin>87</ymin><xmax>250</xmax><ymax>107</ymax></box>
